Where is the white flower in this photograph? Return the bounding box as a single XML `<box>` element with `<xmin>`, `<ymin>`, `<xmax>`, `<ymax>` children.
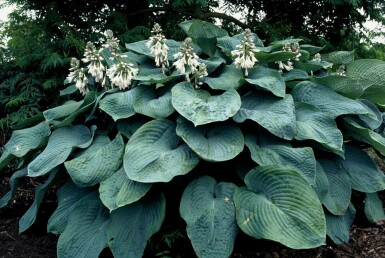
<box><xmin>75</xmin><ymin>70</ymin><xmax>89</xmax><ymax>95</ymax></box>
<box><xmin>66</xmin><ymin>58</ymin><xmax>89</xmax><ymax>95</ymax></box>
<box><xmin>283</xmin><ymin>42</ymin><xmax>301</xmax><ymax>61</ymax></box>
<box><xmin>82</xmin><ymin>42</ymin><xmax>105</xmax><ymax>83</ymax></box>
<box><xmin>231</xmin><ymin>29</ymin><xmax>260</xmax><ymax>76</ymax></box>
<box><xmin>103</xmin><ymin>30</ymin><xmax>120</xmax><ymax>57</ymax></box>
<box><xmin>146</xmin><ymin>23</ymin><xmax>169</xmax><ymax>71</ymax></box>
<box><xmin>313</xmin><ymin>53</ymin><xmax>322</xmax><ymax>62</ymax></box>
<box><xmin>276</xmin><ymin>60</ymin><xmax>294</xmax><ymax>73</ymax></box>
<box><xmin>173</xmin><ymin>37</ymin><xmax>201</xmax><ymax>80</ymax></box>
<box><xmin>106</xmin><ymin>61</ymin><xmax>139</xmax><ymax>90</ymax></box>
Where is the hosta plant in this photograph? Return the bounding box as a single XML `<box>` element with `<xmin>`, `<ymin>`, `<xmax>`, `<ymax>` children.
<box><xmin>2</xmin><ymin>20</ymin><xmax>385</xmax><ymax>258</ymax></box>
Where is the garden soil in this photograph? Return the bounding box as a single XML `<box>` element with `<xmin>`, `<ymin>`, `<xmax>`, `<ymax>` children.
<box><xmin>1</xmin><ymin>174</ymin><xmax>385</xmax><ymax>258</ymax></box>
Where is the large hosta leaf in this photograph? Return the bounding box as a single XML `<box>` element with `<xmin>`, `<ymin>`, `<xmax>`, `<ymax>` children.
<box><xmin>339</xmin><ymin>146</ymin><xmax>385</xmax><ymax>193</ymax></box>
<box><xmin>116</xmin><ymin>117</ymin><xmax>148</xmax><ymax>139</ymax></box>
<box><xmin>0</xmin><ymin>168</ymin><xmax>27</xmax><ymax>208</ymax></box>
<box><xmin>19</xmin><ymin>170</ymin><xmax>58</xmax><ymax>233</ymax></box>
<box><xmin>172</xmin><ymin>82</ymin><xmax>241</xmax><ymax>126</ymax></box>
<box><xmin>57</xmin><ymin>198</ymin><xmax>109</xmax><ymax>258</ymax></box>
<box><xmin>356</xmin><ymin>99</ymin><xmax>383</xmax><ymax>130</ymax></box>
<box><xmin>233</xmin><ymin>165</ymin><xmax>326</xmax><ymax>249</ymax></box>
<box><xmin>233</xmin><ymin>91</ymin><xmax>296</xmax><ymax>140</ymax></box>
<box><xmin>295</xmin><ymin>102</ymin><xmax>343</xmax><ymax>154</ymax></box>
<box><xmin>201</xmin><ymin>65</ymin><xmax>243</xmax><ymax>90</ymax></box>
<box><xmin>254</xmin><ymin>51</ymin><xmax>297</xmax><ymax>64</ymax></box>
<box><xmin>124</xmin><ymin>119</ymin><xmax>199</xmax><ymax>183</ymax></box>
<box><xmin>313</xmin><ymin>162</ymin><xmax>329</xmax><ymax>203</ymax></box>
<box><xmin>318</xmin><ymin>160</ymin><xmax>351</xmax><ymax>215</ymax></box>
<box><xmin>28</xmin><ymin>125</ymin><xmax>94</xmax><ymax>177</ymax></box>
<box><xmin>188</xmin><ymin>20</ymin><xmax>228</xmax><ymax>57</ymax></box>
<box><xmin>99</xmin><ymin>167</ymin><xmax>152</xmax><ymax>211</ymax></box>
<box><xmin>133</xmin><ymin>85</ymin><xmax>175</xmax><ymax>118</ymax></box>
<box><xmin>64</xmin><ymin>134</ymin><xmax>125</xmax><ymax>187</ymax></box>
<box><xmin>43</xmin><ymin>100</ymin><xmax>83</xmax><ymax>123</ymax></box>
<box><xmin>364</xmin><ymin>193</ymin><xmax>385</xmax><ymax>223</ymax></box>
<box><xmin>99</xmin><ymin>88</ymin><xmax>138</xmax><ymax>121</ymax></box>
<box><xmin>310</xmin><ymin>75</ymin><xmax>363</xmax><ymax>99</ymax></box>
<box><xmin>0</xmin><ymin>122</ymin><xmax>50</xmax><ymax>170</ymax></box>
<box><xmin>48</xmin><ymin>182</ymin><xmax>95</xmax><ymax>234</ymax></box>
<box><xmin>292</xmin><ymin>81</ymin><xmax>367</xmax><ymax>118</ymax></box>
<box><xmin>176</xmin><ymin>117</ymin><xmax>244</xmax><ymax>162</ymax></box>
<box><xmin>326</xmin><ymin>204</ymin><xmax>356</xmax><ymax>245</ymax></box>
<box><xmin>245</xmin><ymin>133</ymin><xmax>316</xmax><ymax>185</ymax></box>
<box><xmin>180</xmin><ymin>176</ymin><xmax>238</xmax><ymax>258</ymax></box>
<box><xmin>243</xmin><ymin>66</ymin><xmax>285</xmax><ymax>97</ymax></box>
<box><xmin>53</xmin><ymin>91</ymin><xmax>98</xmax><ymax>128</ymax></box>
<box><xmin>322</xmin><ymin>51</ymin><xmax>354</xmax><ymax>65</ymax></box>
<box><xmin>344</xmin><ymin>117</ymin><xmax>385</xmax><ymax>156</ymax></box>
<box><xmin>346</xmin><ymin>59</ymin><xmax>385</xmax><ymax>106</ymax></box>
<box><xmin>282</xmin><ymin>69</ymin><xmax>309</xmax><ymax>82</ymax></box>
<box><xmin>107</xmin><ymin>192</ymin><xmax>166</xmax><ymax>258</ymax></box>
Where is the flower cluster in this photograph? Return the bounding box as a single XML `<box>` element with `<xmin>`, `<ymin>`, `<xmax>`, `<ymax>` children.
<box><xmin>146</xmin><ymin>23</ymin><xmax>169</xmax><ymax>72</ymax></box>
<box><xmin>313</xmin><ymin>53</ymin><xmax>322</xmax><ymax>62</ymax></box>
<box><xmin>106</xmin><ymin>61</ymin><xmax>139</xmax><ymax>90</ymax></box>
<box><xmin>231</xmin><ymin>29</ymin><xmax>260</xmax><ymax>76</ymax></box>
<box><xmin>276</xmin><ymin>42</ymin><xmax>302</xmax><ymax>73</ymax></box>
<box><xmin>283</xmin><ymin>42</ymin><xmax>301</xmax><ymax>61</ymax></box>
<box><xmin>66</xmin><ymin>58</ymin><xmax>89</xmax><ymax>95</ymax></box>
<box><xmin>82</xmin><ymin>42</ymin><xmax>105</xmax><ymax>84</ymax></box>
<box><xmin>173</xmin><ymin>37</ymin><xmax>205</xmax><ymax>83</ymax></box>
<box><xmin>103</xmin><ymin>30</ymin><xmax>121</xmax><ymax>58</ymax></box>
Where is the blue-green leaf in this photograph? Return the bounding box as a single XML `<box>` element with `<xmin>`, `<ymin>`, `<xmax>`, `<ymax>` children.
<box><xmin>339</xmin><ymin>146</ymin><xmax>385</xmax><ymax>193</ymax></box>
<box><xmin>292</xmin><ymin>81</ymin><xmax>367</xmax><ymax>118</ymax></box>
<box><xmin>322</xmin><ymin>51</ymin><xmax>354</xmax><ymax>65</ymax></box>
<box><xmin>19</xmin><ymin>170</ymin><xmax>58</xmax><ymax>233</ymax></box>
<box><xmin>319</xmin><ymin>160</ymin><xmax>351</xmax><ymax>215</ymax></box>
<box><xmin>57</xmin><ymin>198</ymin><xmax>109</xmax><ymax>258</ymax></box>
<box><xmin>176</xmin><ymin>116</ymin><xmax>244</xmax><ymax>162</ymax></box>
<box><xmin>172</xmin><ymin>82</ymin><xmax>241</xmax><ymax>126</ymax></box>
<box><xmin>295</xmin><ymin>102</ymin><xmax>343</xmax><ymax>154</ymax></box>
<box><xmin>344</xmin><ymin>117</ymin><xmax>385</xmax><ymax>156</ymax></box>
<box><xmin>310</xmin><ymin>75</ymin><xmax>363</xmax><ymax>99</ymax></box>
<box><xmin>133</xmin><ymin>85</ymin><xmax>175</xmax><ymax>118</ymax></box>
<box><xmin>0</xmin><ymin>122</ymin><xmax>50</xmax><ymax>170</ymax></box>
<box><xmin>313</xmin><ymin>161</ymin><xmax>330</xmax><ymax>203</ymax></box>
<box><xmin>47</xmin><ymin>182</ymin><xmax>94</xmax><ymax>234</ymax></box>
<box><xmin>0</xmin><ymin>168</ymin><xmax>27</xmax><ymax>208</ymax></box>
<box><xmin>365</xmin><ymin>193</ymin><xmax>385</xmax><ymax>223</ymax></box>
<box><xmin>99</xmin><ymin>167</ymin><xmax>152</xmax><ymax>211</ymax></box>
<box><xmin>107</xmin><ymin>192</ymin><xmax>166</xmax><ymax>258</ymax></box>
<box><xmin>245</xmin><ymin>133</ymin><xmax>316</xmax><ymax>185</ymax></box>
<box><xmin>124</xmin><ymin>119</ymin><xmax>199</xmax><ymax>183</ymax></box>
<box><xmin>180</xmin><ymin>176</ymin><xmax>238</xmax><ymax>258</ymax></box>
<box><xmin>234</xmin><ymin>165</ymin><xmax>326</xmax><ymax>249</ymax></box>
<box><xmin>99</xmin><ymin>88</ymin><xmax>138</xmax><ymax>121</ymax></box>
<box><xmin>243</xmin><ymin>66</ymin><xmax>285</xmax><ymax>97</ymax></box>
<box><xmin>326</xmin><ymin>204</ymin><xmax>356</xmax><ymax>244</ymax></box>
<box><xmin>201</xmin><ymin>65</ymin><xmax>243</xmax><ymax>90</ymax></box>
<box><xmin>234</xmin><ymin>91</ymin><xmax>296</xmax><ymax>140</ymax></box>
<box><xmin>43</xmin><ymin>100</ymin><xmax>83</xmax><ymax>123</ymax></box>
<box><xmin>282</xmin><ymin>69</ymin><xmax>309</xmax><ymax>82</ymax></box>
<box><xmin>64</xmin><ymin>134</ymin><xmax>125</xmax><ymax>187</ymax></box>
<box><xmin>346</xmin><ymin>59</ymin><xmax>385</xmax><ymax>107</ymax></box>
<box><xmin>28</xmin><ymin>125</ymin><xmax>95</xmax><ymax>177</ymax></box>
